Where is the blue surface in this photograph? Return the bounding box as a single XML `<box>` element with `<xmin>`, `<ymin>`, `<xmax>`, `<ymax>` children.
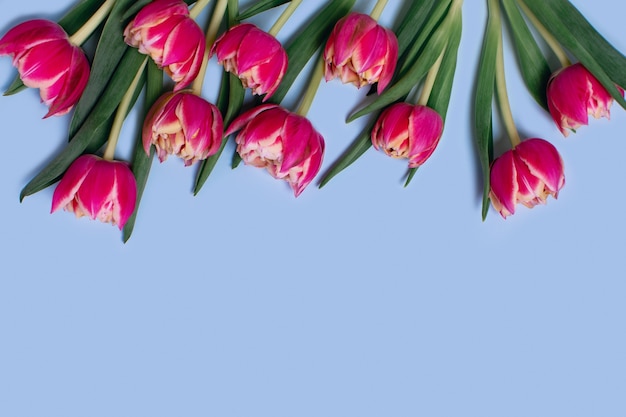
<box><xmin>1</xmin><ymin>1</ymin><xmax>625</xmax><ymax>416</ymax></box>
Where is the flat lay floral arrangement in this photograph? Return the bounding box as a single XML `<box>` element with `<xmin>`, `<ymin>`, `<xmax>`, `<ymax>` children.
<box><xmin>1</xmin><ymin>0</ymin><xmax>625</xmax><ymax>241</ymax></box>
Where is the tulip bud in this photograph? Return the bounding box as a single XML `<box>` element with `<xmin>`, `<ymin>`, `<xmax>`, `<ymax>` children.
<box><xmin>0</xmin><ymin>19</ymin><xmax>90</xmax><ymax>117</ymax></box>
<box><xmin>323</xmin><ymin>12</ymin><xmax>398</xmax><ymax>93</ymax></box>
<box><xmin>371</xmin><ymin>103</ymin><xmax>443</xmax><ymax>168</ymax></box>
<box><xmin>124</xmin><ymin>0</ymin><xmax>205</xmax><ymax>91</ymax></box>
<box><xmin>225</xmin><ymin>104</ymin><xmax>325</xmax><ymax>196</ymax></box>
<box><xmin>211</xmin><ymin>23</ymin><xmax>288</xmax><ymax>100</ymax></box>
<box><xmin>51</xmin><ymin>155</ymin><xmax>137</xmax><ymax>229</ymax></box>
<box><xmin>547</xmin><ymin>63</ymin><xmax>619</xmax><ymax>136</ymax></box>
<box><xmin>489</xmin><ymin>138</ymin><xmax>565</xmax><ymax>218</ymax></box>
<box><xmin>142</xmin><ymin>90</ymin><xmax>224</xmax><ymax>166</ymax></box>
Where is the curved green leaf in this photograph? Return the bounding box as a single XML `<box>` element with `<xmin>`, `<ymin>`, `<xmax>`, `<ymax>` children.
<box><xmin>501</xmin><ymin>0</ymin><xmax>550</xmax><ymax>110</ymax></box>
<box><xmin>474</xmin><ymin>0</ymin><xmax>501</xmax><ymax>220</ymax></box>
<box><xmin>238</xmin><ymin>0</ymin><xmax>290</xmax><ymax>21</ymax></box>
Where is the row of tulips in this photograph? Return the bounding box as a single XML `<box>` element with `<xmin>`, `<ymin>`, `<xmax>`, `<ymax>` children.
<box><xmin>1</xmin><ymin>0</ymin><xmax>625</xmax><ymax>239</ymax></box>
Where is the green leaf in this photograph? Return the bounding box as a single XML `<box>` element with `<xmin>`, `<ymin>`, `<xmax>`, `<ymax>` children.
<box><xmin>501</xmin><ymin>0</ymin><xmax>550</xmax><ymax>110</ymax></box>
<box><xmin>521</xmin><ymin>0</ymin><xmax>626</xmax><ymax>108</ymax></box>
<box><xmin>405</xmin><ymin>6</ymin><xmax>463</xmax><ymax>188</ymax></box>
<box><xmin>238</xmin><ymin>0</ymin><xmax>290</xmax><ymax>21</ymax></box>
<box><xmin>69</xmin><ymin>0</ymin><xmax>139</xmax><ymax>139</ymax></box>
<box><xmin>474</xmin><ymin>0</ymin><xmax>500</xmax><ymax>220</ymax></box>
<box><xmin>123</xmin><ymin>60</ymin><xmax>163</xmax><ymax>243</ymax></box>
<box><xmin>269</xmin><ymin>0</ymin><xmax>356</xmax><ymax>104</ymax></box>
<box><xmin>20</xmin><ymin>49</ymin><xmax>147</xmax><ymax>200</ymax></box>
<box><xmin>318</xmin><ymin>118</ymin><xmax>377</xmax><ymax>188</ymax></box>
<box><xmin>193</xmin><ymin>0</ymin><xmax>245</xmax><ymax>195</ymax></box>
<box><xmin>394</xmin><ymin>0</ymin><xmax>437</xmax><ymax>60</ymax></box>
<box><xmin>3</xmin><ymin>75</ymin><xmax>26</xmax><ymax>96</ymax></box>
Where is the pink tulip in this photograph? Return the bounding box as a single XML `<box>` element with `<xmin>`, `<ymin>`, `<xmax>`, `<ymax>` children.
<box><xmin>124</xmin><ymin>0</ymin><xmax>205</xmax><ymax>91</ymax></box>
<box><xmin>0</xmin><ymin>19</ymin><xmax>90</xmax><ymax>117</ymax></box>
<box><xmin>323</xmin><ymin>12</ymin><xmax>398</xmax><ymax>93</ymax></box>
<box><xmin>371</xmin><ymin>103</ymin><xmax>443</xmax><ymax>168</ymax></box>
<box><xmin>225</xmin><ymin>104</ymin><xmax>325</xmax><ymax>197</ymax></box>
<box><xmin>211</xmin><ymin>23</ymin><xmax>288</xmax><ymax>100</ymax></box>
<box><xmin>489</xmin><ymin>138</ymin><xmax>565</xmax><ymax>218</ymax></box>
<box><xmin>547</xmin><ymin>63</ymin><xmax>619</xmax><ymax>136</ymax></box>
<box><xmin>51</xmin><ymin>155</ymin><xmax>137</xmax><ymax>229</ymax></box>
<box><xmin>143</xmin><ymin>90</ymin><xmax>223</xmax><ymax>166</ymax></box>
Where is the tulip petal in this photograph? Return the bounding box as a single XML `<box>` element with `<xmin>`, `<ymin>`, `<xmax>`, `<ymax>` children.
<box><xmin>51</xmin><ymin>155</ymin><xmax>98</xmax><ymax>213</ymax></box>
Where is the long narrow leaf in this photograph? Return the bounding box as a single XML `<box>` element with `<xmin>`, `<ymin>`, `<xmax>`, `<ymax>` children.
<box><xmin>238</xmin><ymin>0</ymin><xmax>290</xmax><ymax>21</ymax></box>
<box><xmin>501</xmin><ymin>0</ymin><xmax>550</xmax><ymax>110</ymax></box>
<box><xmin>474</xmin><ymin>0</ymin><xmax>501</xmax><ymax>220</ymax></box>
<box><xmin>123</xmin><ymin>60</ymin><xmax>163</xmax><ymax>243</ymax></box>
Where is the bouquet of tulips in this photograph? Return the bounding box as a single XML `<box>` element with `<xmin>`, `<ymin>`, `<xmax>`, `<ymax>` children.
<box><xmin>1</xmin><ymin>0</ymin><xmax>625</xmax><ymax>241</ymax></box>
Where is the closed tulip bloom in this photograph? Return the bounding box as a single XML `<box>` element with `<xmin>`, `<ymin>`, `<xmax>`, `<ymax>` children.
<box><xmin>211</xmin><ymin>23</ymin><xmax>288</xmax><ymax>100</ymax></box>
<box><xmin>51</xmin><ymin>155</ymin><xmax>137</xmax><ymax>229</ymax></box>
<box><xmin>323</xmin><ymin>12</ymin><xmax>398</xmax><ymax>93</ymax></box>
<box><xmin>124</xmin><ymin>0</ymin><xmax>205</xmax><ymax>90</ymax></box>
<box><xmin>143</xmin><ymin>90</ymin><xmax>223</xmax><ymax>166</ymax></box>
<box><xmin>0</xmin><ymin>19</ymin><xmax>90</xmax><ymax>117</ymax></box>
<box><xmin>225</xmin><ymin>104</ymin><xmax>325</xmax><ymax>197</ymax></box>
<box><xmin>371</xmin><ymin>103</ymin><xmax>443</xmax><ymax>168</ymax></box>
<box><xmin>489</xmin><ymin>138</ymin><xmax>565</xmax><ymax>218</ymax></box>
<box><xmin>547</xmin><ymin>63</ymin><xmax>618</xmax><ymax>136</ymax></box>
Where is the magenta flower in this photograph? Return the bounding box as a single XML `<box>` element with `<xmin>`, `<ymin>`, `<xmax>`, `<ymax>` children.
<box><xmin>143</xmin><ymin>90</ymin><xmax>223</xmax><ymax>166</ymax></box>
<box><xmin>225</xmin><ymin>104</ymin><xmax>325</xmax><ymax>197</ymax></box>
<box><xmin>51</xmin><ymin>155</ymin><xmax>137</xmax><ymax>229</ymax></box>
<box><xmin>489</xmin><ymin>138</ymin><xmax>565</xmax><ymax>218</ymax></box>
<box><xmin>211</xmin><ymin>23</ymin><xmax>288</xmax><ymax>100</ymax></box>
<box><xmin>371</xmin><ymin>103</ymin><xmax>443</xmax><ymax>168</ymax></box>
<box><xmin>124</xmin><ymin>0</ymin><xmax>205</xmax><ymax>91</ymax></box>
<box><xmin>0</xmin><ymin>19</ymin><xmax>90</xmax><ymax>117</ymax></box>
<box><xmin>547</xmin><ymin>63</ymin><xmax>620</xmax><ymax>136</ymax></box>
<box><xmin>323</xmin><ymin>12</ymin><xmax>398</xmax><ymax>93</ymax></box>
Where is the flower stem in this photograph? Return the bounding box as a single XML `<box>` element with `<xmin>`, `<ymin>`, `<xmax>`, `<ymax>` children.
<box><xmin>268</xmin><ymin>0</ymin><xmax>302</xmax><ymax>37</ymax></box>
<box><xmin>517</xmin><ymin>0</ymin><xmax>570</xmax><ymax>68</ymax></box>
<box><xmin>69</xmin><ymin>0</ymin><xmax>116</xmax><ymax>45</ymax></box>
<box><xmin>495</xmin><ymin>21</ymin><xmax>521</xmax><ymax>148</ymax></box>
<box><xmin>191</xmin><ymin>0</ymin><xmax>228</xmax><ymax>95</ymax></box>
<box><xmin>369</xmin><ymin>0</ymin><xmax>388</xmax><ymax>20</ymax></box>
<box><xmin>189</xmin><ymin>0</ymin><xmax>212</xmax><ymax>20</ymax></box>
<box><xmin>103</xmin><ymin>58</ymin><xmax>148</xmax><ymax>161</ymax></box>
<box><xmin>296</xmin><ymin>58</ymin><xmax>324</xmax><ymax>117</ymax></box>
<box><xmin>417</xmin><ymin>50</ymin><xmax>445</xmax><ymax>106</ymax></box>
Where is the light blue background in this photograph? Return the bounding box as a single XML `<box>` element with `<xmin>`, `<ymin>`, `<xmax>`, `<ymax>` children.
<box><xmin>1</xmin><ymin>1</ymin><xmax>625</xmax><ymax>416</ymax></box>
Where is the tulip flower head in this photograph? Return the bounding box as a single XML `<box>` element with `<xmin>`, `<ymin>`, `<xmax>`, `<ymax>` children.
<box><xmin>489</xmin><ymin>138</ymin><xmax>565</xmax><ymax>218</ymax></box>
<box><xmin>143</xmin><ymin>90</ymin><xmax>224</xmax><ymax>166</ymax></box>
<box><xmin>211</xmin><ymin>23</ymin><xmax>288</xmax><ymax>100</ymax></box>
<box><xmin>124</xmin><ymin>0</ymin><xmax>205</xmax><ymax>91</ymax></box>
<box><xmin>225</xmin><ymin>104</ymin><xmax>325</xmax><ymax>197</ymax></box>
<box><xmin>0</xmin><ymin>19</ymin><xmax>90</xmax><ymax>117</ymax></box>
<box><xmin>371</xmin><ymin>103</ymin><xmax>444</xmax><ymax>168</ymax></box>
<box><xmin>323</xmin><ymin>12</ymin><xmax>398</xmax><ymax>93</ymax></box>
<box><xmin>547</xmin><ymin>63</ymin><xmax>619</xmax><ymax>136</ymax></box>
<box><xmin>51</xmin><ymin>155</ymin><xmax>137</xmax><ymax>229</ymax></box>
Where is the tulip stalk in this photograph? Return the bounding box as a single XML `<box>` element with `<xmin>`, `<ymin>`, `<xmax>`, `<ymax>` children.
<box><xmin>268</xmin><ymin>0</ymin><xmax>302</xmax><ymax>37</ymax></box>
<box><xmin>189</xmin><ymin>0</ymin><xmax>212</xmax><ymax>19</ymax></box>
<box><xmin>68</xmin><ymin>0</ymin><xmax>117</xmax><ymax>45</ymax></box>
<box><xmin>103</xmin><ymin>58</ymin><xmax>148</xmax><ymax>161</ymax></box>
<box><xmin>370</xmin><ymin>0</ymin><xmax>389</xmax><ymax>21</ymax></box>
<box><xmin>493</xmin><ymin>2</ymin><xmax>521</xmax><ymax>148</ymax></box>
<box><xmin>191</xmin><ymin>0</ymin><xmax>228</xmax><ymax>95</ymax></box>
<box><xmin>517</xmin><ymin>0</ymin><xmax>570</xmax><ymax>68</ymax></box>
<box><xmin>296</xmin><ymin>58</ymin><xmax>325</xmax><ymax>117</ymax></box>
<box><xmin>417</xmin><ymin>51</ymin><xmax>445</xmax><ymax>106</ymax></box>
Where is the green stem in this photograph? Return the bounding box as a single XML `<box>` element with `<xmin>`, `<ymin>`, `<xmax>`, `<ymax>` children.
<box><xmin>68</xmin><ymin>0</ymin><xmax>116</xmax><ymax>45</ymax></box>
<box><xmin>417</xmin><ymin>50</ymin><xmax>445</xmax><ymax>106</ymax></box>
<box><xmin>369</xmin><ymin>0</ymin><xmax>388</xmax><ymax>20</ymax></box>
<box><xmin>103</xmin><ymin>58</ymin><xmax>148</xmax><ymax>161</ymax></box>
<box><xmin>268</xmin><ymin>0</ymin><xmax>302</xmax><ymax>37</ymax></box>
<box><xmin>517</xmin><ymin>0</ymin><xmax>570</xmax><ymax>68</ymax></box>
<box><xmin>295</xmin><ymin>58</ymin><xmax>324</xmax><ymax>117</ymax></box>
<box><xmin>191</xmin><ymin>0</ymin><xmax>228</xmax><ymax>94</ymax></box>
<box><xmin>189</xmin><ymin>0</ymin><xmax>212</xmax><ymax>19</ymax></box>
<box><xmin>495</xmin><ymin>16</ymin><xmax>521</xmax><ymax>148</ymax></box>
